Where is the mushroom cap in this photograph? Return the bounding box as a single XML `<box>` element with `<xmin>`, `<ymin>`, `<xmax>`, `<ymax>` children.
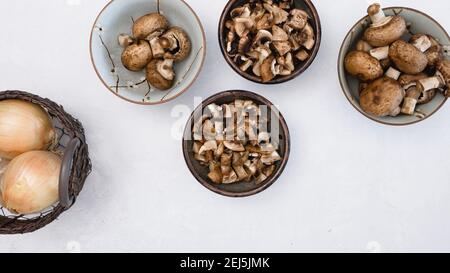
<box><xmin>364</xmin><ymin>15</ymin><xmax>406</xmax><ymax>47</ymax></box>
<box><xmin>146</xmin><ymin>59</ymin><xmax>175</xmax><ymax>90</ymax></box>
<box><xmin>133</xmin><ymin>13</ymin><xmax>169</xmax><ymax>40</ymax></box>
<box><xmin>360</xmin><ymin>77</ymin><xmax>404</xmax><ymax>117</ymax></box>
<box><xmin>121</xmin><ymin>40</ymin><xmax>153</xmax><ymax>71</ymax></box>
<box><xmin>162</xmin><ymin>27</ymin><xmax>192</xmax><ymax>62</ymax></box>
<box><xmin>344</xmin><ymin>51</ymin><xmax>383</xmax><ymax>81</ymax></box>
<box><xmin>436</xmin><ymin>59</ymin><xmax>450</xmax><ymax>86</ymax></box>
<box><xmin>389</xmin><ymin>40</ymin><xmax>428</xmax><ymax>74</ymax></box>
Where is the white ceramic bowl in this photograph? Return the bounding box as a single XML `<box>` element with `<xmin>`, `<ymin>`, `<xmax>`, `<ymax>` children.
<box><xmin>90</xmin><ymin>0</ymin><xmax>206</xmax><ymax>105</ymax></box>
<box><xmin>338</xmin><ymin>7</ymin><xmax>449</xmax><ymax>126</ymax></box>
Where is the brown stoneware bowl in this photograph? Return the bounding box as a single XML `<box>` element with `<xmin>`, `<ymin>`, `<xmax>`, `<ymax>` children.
<box><xmin>182</xmin><ymin>90</ymin><xmax>291</xmax><ymax>197</ymax></box>
<box><xmin>218</xmin><ymin>0</ymin><xmax>321</xmax><ymax>84</ymax></box>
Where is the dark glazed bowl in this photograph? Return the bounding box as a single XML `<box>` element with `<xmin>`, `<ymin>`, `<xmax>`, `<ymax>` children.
<box><xmin>182</xmin><ymin>90</ymin><xmax>291</xmax><ymax>197</ymax></box>
<box><xmin>218</xmin><ymin>0</ymin><xmax>321</xmax><ymax>84</ymax></box>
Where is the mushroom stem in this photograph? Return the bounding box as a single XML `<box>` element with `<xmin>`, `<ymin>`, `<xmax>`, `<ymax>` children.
<box><xmin>401</xmin><ymin>86</ymin><xmax>422</xmax><ymax>115</ymax></box>
<box><xmin>385</xmin><ymin>67</ymin><xmax>401</xmax><ymax>80</ymax></box>
<box><xmin>417</xmin><ymin>72</ymin><xmax>445</xmax><ymax>93</ymax></box>
<box><xmin>370</xmin><ymin>46</ymin><xmax>389</xmax><ymax>60</ymax></box>
<box><xmin>367</xmin><ymin>3</ymin><xmax>389</xmax><ymax>26</ymax></box>
<box><xmin>411</xmin><ymin>34</ymin><xmax>432</xmax><ymax>52</ymax></box>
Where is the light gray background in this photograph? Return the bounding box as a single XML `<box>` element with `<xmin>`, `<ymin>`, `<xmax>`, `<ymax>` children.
<box><xmin>0</xmin><ymin>0</ymin><xmax>449</xmax><ymax>253</ymax></box>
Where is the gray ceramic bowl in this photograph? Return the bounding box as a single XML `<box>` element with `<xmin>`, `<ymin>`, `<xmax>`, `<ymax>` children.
<box><xmin>90</xmin><ymin>0</ymin><xmax>206</xmax><ymax>105</ymax></box>
<box><xmin>182</xmin><ymin>90</ymin><xmax>291</xmax><ymax>197</ymax></box>
<box><xmin>338</xmin><ymin>7</ymin><xmax>449</xmax><ymax>126</ymax></box>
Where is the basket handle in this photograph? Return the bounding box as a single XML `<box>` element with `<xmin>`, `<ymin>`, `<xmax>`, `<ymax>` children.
<box><xmin>59</xmin><ymin>138</ymin><xmax>81</xmax><ymax>209</ymax></box>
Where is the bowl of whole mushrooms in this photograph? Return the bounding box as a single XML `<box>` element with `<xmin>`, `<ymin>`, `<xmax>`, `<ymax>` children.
<box><xmin>90</xmin><ymin>0</ymin><xmax>206</xmax><ymax>104</ymax></box>
<box><xmin>183</xmin><ymin>90</ymin><xmax>290</xmax><ymax>197</ymax></box>
<box><xmin>339</xmin><ymin>3</ymin><xmax>450</xmax><ymax>125</ymax></box>
<box><xmin>219</xmin><ymin>0</ymin><xmax>321</xmax><ymax>84</ymax></box>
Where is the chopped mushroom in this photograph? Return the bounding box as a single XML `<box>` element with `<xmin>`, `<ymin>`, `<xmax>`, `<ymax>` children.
<box><xmin>192</xmin><ymin>99</ymin><xmax>283</xmax><ymax>185</ymax></box>
<box><xmin>224</xmin><ymin>1</ymin><xmax>315</xmax><ymax>82</ymax></box>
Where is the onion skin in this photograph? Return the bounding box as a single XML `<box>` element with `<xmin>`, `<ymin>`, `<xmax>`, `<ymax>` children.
<box><xmin>0</xmin><ymin>100</ymin><xmax>55</xmax><ymax>160</ymax></box>
<box><xmin>1</xmin><ymin>151</ymin><xmax>61</xmax><ymax>214</ymax></box>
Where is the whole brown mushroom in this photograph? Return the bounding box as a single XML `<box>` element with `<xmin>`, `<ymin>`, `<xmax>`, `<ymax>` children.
<box><xmin>161</xmin><ymin>27</ymin><xmax>192</xmax><ymax>62</ymax></box>
<box><xmin>133</xmin><ymin>13</ymin><xmax>169</xmax><ymax>40</ymax></box>
<box><xmin>389</xmin><ymin>40</ymin><xmax>428</xmax><ymax>74</ymax></box>
<box><xmin>121</xmin><ymin>40</ymin><xmax>153</xmax><ymax>71</ymax></box>
<box><xmin>344</xmin><ymin>51</ymin><xmax>383</xmax><ymax>81</ymax></box>
<box><xmin>410</xmin><ymin>34</ymin><xmax>444</xmax><ymax>67</ymax></box>
<box><xmin>146</xmin><ymin>59</ymin><xmax>175</xmax><ymax>90</ymax></box>
<box><xmin>363</xmin><ymin>3</ymin><xmax>406</xmax><ymax>47</ymax></box>
<box><xmin>360</xmin><ymin>77</ymin><xmax>405</xmax><ymax>117</ymax></box>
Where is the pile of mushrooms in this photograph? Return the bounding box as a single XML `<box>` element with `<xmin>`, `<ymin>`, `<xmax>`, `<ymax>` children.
<box><xmin>225</xmin><ymin>0</ymin><xmax>316</xmax><ymax>82</ymax></box>
<box><xmin>192</xmin><ymin>100</ymin><xmax>282</xmax><ymax>185</ymax></box>
<box><xmin>119</xmin><ymin>13</ymin><xmax>192</xmax><ymax>90</ymax></box>
<box><xmin>344</xmin><ymin>3</ymin><xmax>449</xmax><ymax>117</ymax></box>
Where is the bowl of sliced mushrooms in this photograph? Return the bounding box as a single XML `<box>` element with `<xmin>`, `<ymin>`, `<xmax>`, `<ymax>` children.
<box><xmin>90</xmin><ymin>0</ymin><xmax>206</xmax><ymax>104</ymax></box>
<box><xmin>219</xmin><ymin>0</ymin><xmax>321</xmax><ymax>84</ymax></box>
<box><xmin>339</xmin><ymin>3</ymin><xmax>450</xmax><ymax>125</ymax></box>
<box><xmin>183</xmin><ymin>90</ymin><xmax>290</xmax><ymax>197</ymax></box>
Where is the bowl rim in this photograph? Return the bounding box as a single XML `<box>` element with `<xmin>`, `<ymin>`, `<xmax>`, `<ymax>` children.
<box><xmin>182</xmin><ymin>90</ymin><xmax>291</xmax><ymax>197</ymax></box>
<box><xmin>338</xmin><ymin>6</ymin><xmax>449</xmax><ymax>126</ymax></box>
<box><xmin>218</xmin><ymin>0</ymin><xmax>322</xmax><ymax>85</ymax></box>
<box><xmin>89</xmin><ymin>0</ymin><xmax>207</xmax><ymax>105</ymax></box>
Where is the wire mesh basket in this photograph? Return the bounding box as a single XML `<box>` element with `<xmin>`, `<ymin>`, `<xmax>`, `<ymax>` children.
<box><xmin>0</xmin><ymin>90</ymin><xmax>92</xmax><ymax>234</ymax></box>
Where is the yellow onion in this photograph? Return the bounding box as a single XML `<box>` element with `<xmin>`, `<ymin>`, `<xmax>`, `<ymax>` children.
<box><xmin>1</xmin><ymin>151</ymin><xmax>61</xmax><ymax>214</ymax></box>
<box><xmin>0</xmin><ymin>100</ymin><xmax>56</xmax><ymax>160</ymax></box>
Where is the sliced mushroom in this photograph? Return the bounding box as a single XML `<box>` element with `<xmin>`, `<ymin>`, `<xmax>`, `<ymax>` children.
<box><xmin>252</xmin><ymin>44</ymin><xmax>271</xmax><ymax>77</ymax></box>
<box><xmin>363</xmin><ymin>3</ymin><xmax>406</xmax><ymax>47</ymax></box>
<box><xmin>263</xmin><ymin>3</ymin><xmax>288</xmax><ymax>25</ymax></box>
<box><xmin>261</xmin><ymin>151</ymin><xmax>282</xmax><ymax>165</ymax></box>
<box><xmin>208</xmin><ymin>161</ymin><xmax>223</xmax><ymax>184</ymax></box>
<box><xmin>162</xmin><ymin>27</ymin><xmax>192</xmax><ymax>62</ymax></box>
<box><xmin>121</xmin><ymin>40</ymin><xmax>153</xmax><ymax>71</ymax></box>
<box><xmin>260</xmin><ymin>55</ymin><xmax>277</xmax><ymax>82</ymax></box>
<box><xmin>253</xmin><ymin>29</ymin><xmax>273</xmax><ymax>45</ymax></box>
<box><xmin>256</xmin><ymin>13</ymin><xmax>273</xmax><ymax>30</ymax></box>
<box><xmin>287</xmin><ymin>9</ymin><xmax>309</xmax><ymax>30</ymax></box>
<box><xmin>146</xmin><ymin>59</ymin><xmax>175</xmax><ymax>90</ymax></box>
<box><xmin>223</xmin><ymin>141</ymin><xmax>245</xmax><ymax>152</ymax></box>
<box><xmin>198</xmin><ymin>140</ymin><xmax>218</xmax><ymax>155</ymax></box>
<box><xmin>295</xmin><ymin>50</ymin><xmax>309</xmax><ymax>61</ymax></box>
<box><xmin>133</xmin><ymin>13</ymin><xmax>169</xmax><ymax>40</ymax></box>
<box><xmin>272</xmin><ymin>25</ymin><xmax>288</xmax><ymax>41</ymax></box>
<box><xmin>232</xmin><ymin>152</ymin><xmax>249</xmax><ymax>181</ymax></box>
<box><xmin>273</xmin><ymin>41</ymin><xmax>291</xmax><ymax>56</ymax></box>
<box><xmin>300</xmin><ymin>23</ymin><xmax>315</xmax><ymax>50</ymax></box>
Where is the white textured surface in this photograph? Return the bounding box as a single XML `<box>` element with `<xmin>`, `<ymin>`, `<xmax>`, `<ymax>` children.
<box><xmin>0</xmin><ymin>0</ymin><xmax>449</xmax><ymax>253</ymax></box>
